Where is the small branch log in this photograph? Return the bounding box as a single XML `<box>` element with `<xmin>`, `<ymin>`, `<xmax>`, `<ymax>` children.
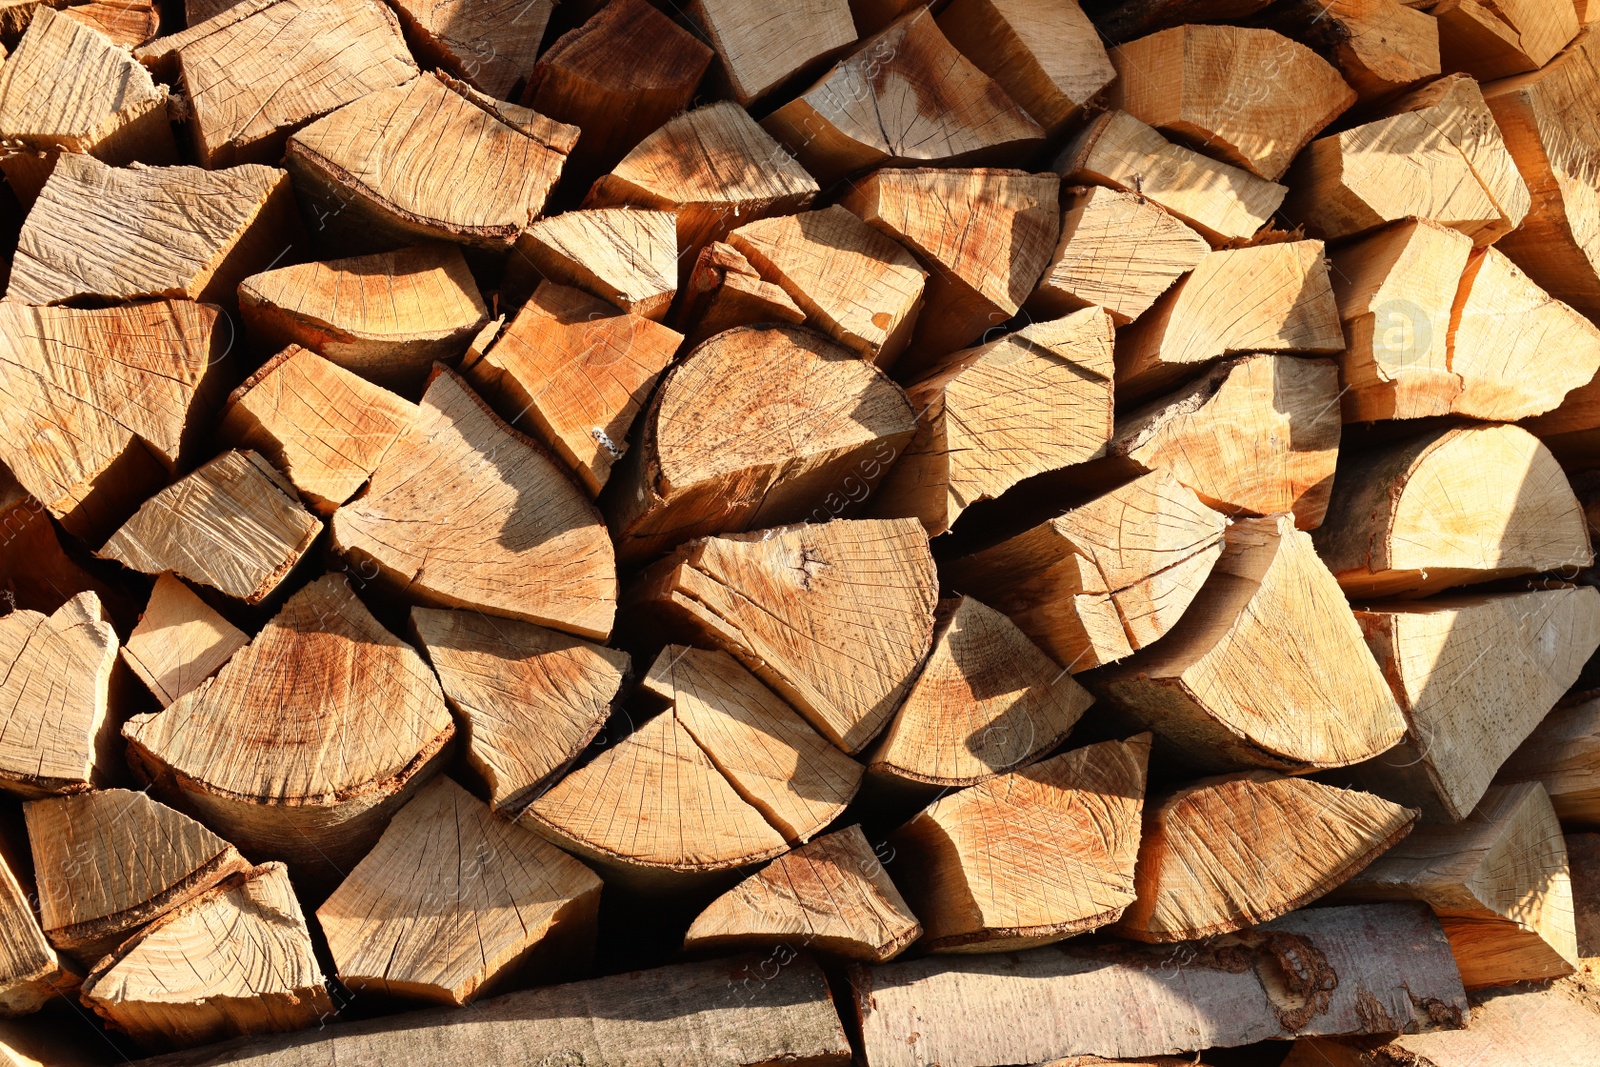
<box><xmin>1252</xmin><ymin>0</ymin><xmax>1440</xmax><ymax>105</ymax></box>
<box><xmin>1432</xmin><ymin>0</ymin><xmax>1578</xmax><ymax>79</ymax></box>
<box><xmin>516</xmin><ymin>208</ymin><xmax>677</xmax><ymax>321</ymax></box>
<box><xmin>1499</xmin><ymin>693</ymin><xmax>1600</xmax><ymax>827</ymax></box>
<box><xmin>388</xmin><ymin>0</ymin><xmax>550</xmax><ymax>102</ymax></box>
<box><xmin>0</xmin><ymin>832</ymin><xmax>76</xmax><ymax>1016</ymax></box>
<box><xmin>687</xmin><ymin>0</ymin><xmax>856</xmax><ymax>106</ymax></box>
<box><xmin>674</xmin><ymin>241</ymin><xmax>807</xmax><ymax>350</ymax></box>
<box><xmin>121</xmin><ymin>574</ymin><xmax>248</xmax><ymax>707</ymax></box>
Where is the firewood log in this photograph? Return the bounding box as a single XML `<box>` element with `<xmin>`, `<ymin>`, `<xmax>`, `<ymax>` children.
<box><xmin>331</xmin><ymin>368</ymin><xmax>617</xmax><ymax>639</ymax></box>
<box><xmin>849</xmin><ymin>903</ymin><xmax>1467</xmax><ymax>1065</ymax></box>
<box><xmin>1336</xmin><ymin>782</ymin><xmax>1578</xmax><ymax>989</ymax></box>
<box><xmin>61</xmin><ymin>0</ymin><xmax>160</xmax><ymax>49</ymax></box>
<box><xmin>7</xmin><ymin>155</ymin><xmax>299</xmax><ymax>307</ymax></box>
<box><xmin>387</xmin><ymin>0</ymin><xmax>550</xmax><ymax>102</ymax></box>
<box><xmin>1315</xmin><ymin>423</ymin><xmax>1593</xmax><ymax>597</ymax></box>
<box><xmin>686</xmin><ymin>0</ymin><xmax>855</xmax><ymax>106</ymax></box>
<box><xmin>237</xmin><ymin>245</ymin><xmax>489</xmax><ymax>392</ymax></box>
<box><xmin>133</xmin><ymin>0</ymin><xmax>417</xmax><ymax>168</ymax></box>
<box><xmin>627</xmin><ymin>519</ymin><xmax>938</xmax><ymax>754</ymax></box>
<box><xmin>944</xmin><ymin>469</ymin><xmax>1228</xmax><ymax>672</ymax></box>
<box><xmin>1499</xmin><ymin>693</ymin><xmax>1600</xmax><ymax>827</ymax></box>
<box><xmin>462</xmin><ymin>283</ymin><xmax>683</xmax><ymax>497</ymax></box>
<box><xmin>1110</xmin><ymin>25</ymin><xmax>1356</xmax><ymax>180</ymax></box>
<box><xmin>673</xmin><ymin>241</ymin><xmax>808</xmax><ymax>350</ymax></box>
<box><xmin>515</xmin><ymin>208</ymin><xmax>677</xmax><ymax>321</ymax></box>
<box><xmin>1574</xmin><ymin>831</ymin><xmax>1598</xmax><ymax>954</ymax></box>
<box><xmin>0</xmin><ymin>470</ymin><xmax>124</xmax><ymax>620</ymax></box>
<box><xmin>1251</xmin><ymin>0</ymin><xmax>1441</xmax><ymax>105</ymax></box>
<box><xmin>1432</xmin><ymin>0</ymin><xmax>1578</xmax><ymax>79</ymax></box>
<box><xmin>122</xmin><ymin>574</ymin><xmax>455</xmax><ymax>882</ymax></box>
<box><xmin>184</xmin><ymin>0</ymin><xmax>239</xmax><ymax>23</ymax></box>
<box><xmin>80</xmin><ymin>863</ymin><xmax>330</xmax><ymax>1050</ymax></box>
<box><xmin>318</xmin><ymin>776</ymin><xmax>601</xmax><ymax>1006</ymax></box>
<box><xmin>411</xmin><ymin>607</ymin><xmax>628</xmax><ymax>817</ymax></box>
<box><xmin>1092</xmin><ymin>0</ymin><xmax>1277</xmax><ymax>42</ymax></box>
<box><xmin>0</xmin><ymin>6</ymin><xmax>175</xmax><ymax>204</ymax></box>
<box><xmin>683</xmin><ymin>825</ymin><xmax>920</xmax><ymax>963</ymax></box>
<box><xmin>1027</xmin><ymin>186</ymin><xmax>1210</xmax><ymax>326</ymax></box>
<box><xmin>0</xmin><ymin>837</ymin><xmax>75</xmax><ymax>1016</ymax></box>
<box><xmin>99</xmin><ymin>451</ymin><xmax>321</xmax><ymax>606</ymax></box>
<box><xmin>1526</xmin><ymin>371</ymin><xmax>1600</xmax><ymax>469</ymax></box>
<box><xmin>1342</xmin><ymin>587</ymin><xmax>1600</xmax><ymax>821</ymax></box>
<box><xmin>1113</xmin><ymin>240</ymin><xmax>1344</xmax><ymax>399</ymax></box>
<box><xmin>1055</xmin><ymin>110</ymin><xmax>1288</xmax><ymax>245</ymax></box>
<box><xmin>763</xmin><ymin>11</ymin><xmax>1045</xmax><ymax>186</ymax></box>
<box><xmin>867</xmin><ymin>596</ymin><xmax>1093</xmax><ymax>792</ymax></box>
<box><xmin>869</xmin><ymin>309</ymin><xmax>1115</xmax><ymax>535</ymax></box>
<box><xmin>120</xmin><ymin>575</ymin><xmax>247</xmax><ymax>707</ymax></box>
<box><xmin>605</xmin><ymin>325</ymin><xmax>917</xmax><ymax>563</ymax></box>
<box><xmin>1116</xmin><ymin>772</ymin><xmax>1417</xmax><ymax>942</ymax></box>
<box><xmin>891</xmin><ymin>735</ymin><xmax>1150</xmax><ymax>952</ymax></box>
<box><xmin>1096</xmin><ymin>514</ymin><xmax>1408</xmax><ymax>773</ymax></box>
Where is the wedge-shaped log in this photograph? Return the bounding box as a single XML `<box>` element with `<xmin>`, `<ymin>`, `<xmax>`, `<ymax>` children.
<box><xmin>1253</xmin><ymin>0</ymin><xmax>1440</xmax><ymax>105</ymax></box>
<box><xmin>868</xmin><ymin>597</ymin><xmax>1092</xmax><ymax>793</ymax></box>
<box><xmin>1500</xmin><ymin>694</ymin><xmax>1600</xmax><ymax>827</ymax></box>
<box><xmin>0</xmin><ymin>839</ymin><xmax>74</xmax><ymax>1016</ymax></box>
<box><xmin>122</xmin><ymin>575</ymin><xmax>455</xmax><ymax>882</ymax></box>
<box><xmin>389</xmin><ymin>0</ymin><xmax>549</xmax><ymax>101</ymax></box>
<box><xmin>1055</xmin><ymin>110</ymin><xmax>1287</xmax><ymax>245</ymax></box>
<box><xmin>628</xmin><ymin>520</ymin><xmax>938</xmax><ymax>754</ymax></box>
<box><xmin>332</xmin><ymin>368</ymin><xmax>617</xmax><ymax>639</ymax></box>
<box><xmin>675</xmin><ymin>241</ymin><xmax>807</xmax><ymax>350</ymax></box>
<box><xmin>1343</xmin><ymin>587</ymin><xmax>1600</xmax><ymax>821</ymax></box>
<box><xmin>100</xmin><ymin>451</ymin><xmax>320</xmax><ymax>606</ymax></box>
<box><xmin>944</xmin><ymin>469</ymin><xmax>1227</xmax><ymax>672</ymax></box>
<box><xmin>121</xmin><ymin>576</ymin><xmax>247</xmax><ymax>709</ymax></box>
<box><xmin>238</xmin><ymin>245</ymin><xmax>489</xmax><ymax>392</ymax></box>
<box><xmin>1098</xmin><ymin>514</ymin><xmax>1408</xmax><ymax>773</ymax></box>
<box><xmin>412</xmin><ymin>607</ymin><xmax>628</xmax><ymax>816</ymax></box>
<box><xmin>684</xmin><ymin>825</ymin><xmax>920</xmax><ymax>963</ymax></box>
<box><xmin>871</xmin><ymin>310</ymin><xmax>1115</xmax><ymax>536</ymax></box>
<box><xmin>1315</xmin><ymin>423</ymin><xmax>1592</xmax><ymax>597</ymax></box>
<box><xmin>851</xmin><ymin>903</ymin><xmax>1467</xmax><ymax>1066</ymax></box>
<box><xmin>1433</xmin><ymin>0</ymin><xmax>1578</xmax><ymax>79</ymax></box>
<box><xmin>319</xmin><ymin>776</ymin><xmax>601</xmax><ymax>1006</ymax></box>
<box><xmin>516</xmin><ymin>208</ymin><xmax>676</xmax><ymax>321</ymax></box>
<box><xmin>687</xmin><ymin>0</ymin><xmax>855</xmax><ymax>106</ymax></box>
<box><xmin>606</xmin><ymin>325</ymin><xmax>916</xmax><ymax>563</ymax></box>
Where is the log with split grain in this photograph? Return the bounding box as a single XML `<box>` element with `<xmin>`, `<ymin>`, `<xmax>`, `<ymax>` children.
<box><xmin>673</xmin><ymin>241</ymin><xmax>808</xmax><ymax>350</ymax></box>
<box><xmin>1499</xmin><ymin>694</ymin><xmax>1600</xmax><ymax>827</ymax></box>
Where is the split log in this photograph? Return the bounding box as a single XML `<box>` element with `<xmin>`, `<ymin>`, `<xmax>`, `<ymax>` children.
<box><xmin>25</xmin><ymin>788</ymin><xmax>249</xmax><ymax>961</ymax></box>
<box><xmin>122</xmin><ymin>574</ymin><xmax>456</xmax><ymax>882</ymax></box>
<box><xmin>99</xmin><ymin>450</ymin><xmax>321</xmax><ymax>606</ymax></box>
<box><xmin>1337</xmin><ymin>782</ymin><xmax>1578</xmax><ymax>989</ymax></box>
<box><xmin>237</xmin><ymin>245</ymin><xmax>489</xmax><ymax>393</ymax></box>
<box><xmin>462</xmin><ymin>282</ymin><xmax>683</xmax><ymax>496</ymax></box>
<box><xmin>674</xmin><ymin>241</ymin><xmax>808</xmax><ymax>350</ymax></box>
<box><xmin>388</xmin><ymin>0</ymin><xmax>550</xmax><ymax>101</ymax></box>
<box><xmin>184</xmin><ymin>0</ymin><xmax>239</xmax><ymax>23</ymax></box>
<box><xmin>80</xmin><ymin>863</ymin><xmax>330</xmax><ymax>1050</ymax></box>
<box><xmin>330</xmin><ymin>368</ymin><xmax>617</xmax><ymax>639</ymax></box>
<box><xmin>763</xmin><ymin>11</ymin><xmax>1045</xmax><ymax>186</ymax></box>
<box><xmin>1113</xmin><ymin>240</ymin><xmax>1344</xmax><ymax>399</ymax></box>
<box><xmin>120</xmin><ymin>574</ymin><xmax>248</xmax><ymax>707</ymax></box>
<box><xmin>133</xmin><ymin>0</ymin><xmax>417</xmax><ymax>168</ymax></box>
<box><xmin>850</xmin><ymin>902</ymin><xmax>1467</xmax><ymax>1066</ymax></box>
<box><xmin>1054</xmin><ymin>109</ymin><xmax>1287</xmax><ymax>245</ymax></box>
<box><xmin>411</xmin><ymin>607</ymin><xmax>628</xmax><ymax>817</ymax></box>
<box><xmin>217</xmin><ymin>347</ymin><xmax>419</xmax><ymax>515</ymax></box>
<box><xmin>726</xmin><ymin>205</ymin><xmax>927</xmax><ymax>366</ymax></box>
<box><xmin>626</xmin><ymin>519</ymin><xmax>938</xmax><ymax>754</ymax></box>
<box><xmin>1251</xmin><ymin>0</ymin><xmax>1441</xmax><ymax>105</ymax></box>
<box><xmin>891</xmin><ymin>735</ymin><xmax>1150</xmax><ymax>952</ymax></box>
<box><xmin>687</xmin><ymin>0</ymin><xmax>855</xmax><ymax>106</ymax></box>
<box><xmin>1027</xmin><ymin>186</ymin><xmax>1210</xmax><ymax>326</ymax></box>
<box><xmin>1526</xmin><ymin>371</ymin><xmax>1600</xmax><ymax>469</ymax></box>
<box><xmin>1116</xmin><ymin>772</ymin><xmax>1417</xmax><ymax>942</ymax></box>
<box><xmin>1097</xmin><ymin>514</ymin><xmax>1408</xmax><ymax>773</ymax></box>
<box><xmin>0</xmin><ymin>470</ymin><xmax>122</xmax><ymax>621</ymax></box>
<box><xmin>1314</xmin><ymin>423</ymin><xmax>1593</xmax><ymax>597</ymax></box>
<box><xmin>1092</xmin><ymin>0</ymin><xmax>1277</xmax><ymax>42</ymax></box>
<box><xmin>515</xmin><ymin>208</ymin><xmax>677</xmax><ymax>321</ymax></box>
<box><xmin>0</xmin><ymin>837</ymin><xmax>75</xmax><ymax>1016</ymax></box>
<box><xmin>683</xmin><ymin>825</ymin><xmax>920</xmax><ymax>963</ymax></box>
<box><xmin>869</xmin><ymin>309</ymin><xmax>1115</xmax><ymax>536</ymax></box>
<box><xmin>867</xmin><ymin>596</ymin><xmax>1093</xmax><ymax>793</ymax></box>
<box><xmin>605</xmin><ymin>325</ymin><xmax>917</xmax><ymax>563</ymax></box>
<box><xmin>1432</xmin><ymin>0</ymin><xmax>1578</xmax><ymax>79</ymax></box>
<box><xmin>944</xmin><ymin>469</ymin><xmax>1228</xmax><ymax>672</ymax></box>
<box><xmin>1110</xmin><ymin>25</ymin><xmax>1356</xmax><ymax>180</ymax></box>
<box><xmin>1342</xmin><ymin>587</ymin><xmax>1600</xmax><ymax>821</ymax></box>
<box><xmin>6</xmin><ymin>155</ymin><xmax>298</xmax><ymax>307</ymax></box>
<box><xmin>318</xmin><ymin>776</ymin><xmax>601</xmax><ymax>1005</ymax></box>
<box><xmin>1500</xmin><ymin>694</ymin><xmax>1600</xmax><ymax>827</ymax></box>
<box><xmin>61</xmin><ymin>0</ymin><xmax>161</xmax><ymax>50</ymax></box>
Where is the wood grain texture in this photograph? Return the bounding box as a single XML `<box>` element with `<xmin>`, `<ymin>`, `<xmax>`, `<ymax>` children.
<box><xmin>1433</xmin><ymin>0</ymin><xmax>1578</xmax><ymax>79</ymax></box>
<box><xmin>674</xmin><ymin>241</ymin><xmax>807</xmax><ymax>350</ymax></box>
<box><xmin>388</xmin><ymin>0</ymin><xmax>550</xmax><ymax>101</ymax></box>
<box><xmin>1250</xmin><ymin>0</ymin><xmax>1440</xmax><ymax>105</ymax></box>
<box><xmin>121</xmin><ymin>574</ymin><xmax>247</xmax><ymax>707</ymax></box>
<box><xmin>517</xmin><ymin>208</ymin><xmax>677</xmax><ymax>321</ymax></box>
<box><xmin>688</xmin><ymin>0</ymin><xmax>855</xmax><ymax>105</ymax></box>
<box><xmin>0</xmin><ymin>837</ymin><xmax>75</xmax><ymax>1017</ymax></box>
<box><xmin>1500</xmin><ymin>694</ymin><xmax>1600</xmax><ymax>827</ymax></box>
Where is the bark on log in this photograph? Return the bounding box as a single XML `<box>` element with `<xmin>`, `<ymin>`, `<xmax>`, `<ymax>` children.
<box><xmin>1500</xmin><ymin>693</ymin><xmax>1600</xmax><ymax>828</ymax></box>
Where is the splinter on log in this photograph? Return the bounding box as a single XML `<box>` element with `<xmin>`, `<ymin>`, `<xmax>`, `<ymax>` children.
<box><xmin>0</xmin><ymin>840</ymin><xmax>75</xmax><ymax>1016</ymax></box>
<box><xmin>1499</xmin><ymin>693</ymin><xmax>1600</xmax><ymax>826</ymax></box>
<box><xmin>387</xmin><ymin>0</ymin><xmax>551</xmax><ymax>102</ymax></box>
<box><xmin>687</xmin><ymin>0</ymin><xmax>856</xmax><ymax>106</ymax></box>
<box><xmin>120</xmin><ymin>574</ymin><xmax>248</xmax><ymax>708</ymax></box>
<box><xmin>515</xmin><ymin>208</ymin><xmax>677</xmax><ymax>321</ymax></box>
<box><xmin>674</xmin><ymin>242</ymin><xmax>808</xmax><ymax>350</ymax></box>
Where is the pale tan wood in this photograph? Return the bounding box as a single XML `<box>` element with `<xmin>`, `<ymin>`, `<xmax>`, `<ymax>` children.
<box><xmin>688</xmin><ymin>0</ymin><xmax>855</xmax><ymax>105</ymax></box>
<box><xmin>1254</xmin><ymin>0</ymin><xmax>1440</xmax><ymax>105</ymax></box>
<box><xmin>892</xmin><ymin>735</ymin><xmax>1150</xmax><ymax>953</ymax></box>
<box><xmin>121</xmin><ymin>574</ymin><xmax>247</xmax><ymax>707</ymax></box>
<box><xmin>628</xmin><ymin>519</ymin><xmax>938</xmax><ymax>755</ymax></box>
<box><xmin>516</xmin><ymin>208</ymin><xmax>676</xmax><ymax>321</ymax></box>
<box><xmin>945</xmin><ymin>469</ymin><xmax>1227</xmax><ymax>671</ymax></box>
<box><xmin>1433</xmin><ymin>0</ymin><xmax>1579</xmax><ymax>79</ymax></box>
<box><xmin>237</xmin><ymin>245</ymin><xmax>489</xmax><ymax>393</ymax></box>
<box><xmin>99</xmin><ymin>450</ymin><xmax>321</xmax><ymax>606</ymax></box>
<box><xmin>675</xmin><ymin>241</ymin><xmax>808</xmax><ymax>350</ymax></box>
<box><xmin>1315</xmin><ymin>423</ymin><xmax>1593</xmax><ymax>597</ymax></box>
<box><xmin>1054</xmin><ymin>109</ymin><xmax>1288</xmax><ymax>245</ymax></box>
<box><xmin>869</xmin><ymin>309</ymin><xmax>1115</xmax><ymax>536</ymax></box>
<box><xmin>0</xmin><ymin>835</ymin><xmax>75</xmax><ymax>1016</ymax></box>
<box><xmin>412</xmin><ymin>607</ymin><xmax>628</xmax><ymax>817</ymax></box>
<box><xmin>463</xmin><ymin>282</ymin><xmax>683</xmax><ymax>497</ymax></box>
<box><xmin>1525</xmin><ymin>370</ymin><xmax>1600</xmax><ymax>468</ymax></box>
<box><xmin>606</xmin><ymin>325</ymin><xmax>916</xmax><ymax>564</ymax></box>
<box><xmin>1500</xmin><ymin>694</ymin><xmax>1600</xmax><ymax>827</ymax></box>
<box><xmin>388</xmin><ymin>0</ymin><xmax>550</xmax><ymax>101</ymax></box>
<box><xmin>1097</xmin><ymin>514</ymin><xmax>1408</xmax><ymax>773</ymax></box>
<box><xmin>684</xmin><ymin>825</ymin><xmax>920</xmax><ymax>963</ymax></box>
<box><xmin>61</xmin><ymin>0</ymin><xmax>161</xmax><ymax>49</ymax></box>
<box><xmin>122</xmin><ymin>574</ymin><xmax>455</xmax><ymax>882</ymax></box>
<box><xmin>331</xmin><ymin>368</ymin><xmax>617</xmax><ymax>639</ymax></box>
<box><xmin>81</xmin><ymin>863</ymin><xmax>330</xmax><ymax>1050</ymax></box>
<box><xmin>217</xmin><ymin>346</ymin><xmax>419</xmax><ymax>515</ymax></box>
<box><xmin>318</xmin><ymin>776</ymin><xmax>601</xmax><ymax>1006</ymax></box>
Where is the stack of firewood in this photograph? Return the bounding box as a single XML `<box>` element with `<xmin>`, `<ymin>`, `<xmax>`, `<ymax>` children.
<box><xmin>0</xmin><ymin>0</ymin><xmax>1597</xmax><ymax>1063</ymax></box>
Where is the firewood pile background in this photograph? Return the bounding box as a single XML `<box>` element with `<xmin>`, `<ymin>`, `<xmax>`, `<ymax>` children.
<box><xmin>0</xmin><ymin>0</ymin><xmax>1599</xmax><ymax>1063</ymax></box>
